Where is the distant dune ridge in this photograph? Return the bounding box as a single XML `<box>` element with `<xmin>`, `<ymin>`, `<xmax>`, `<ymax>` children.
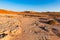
<box><xmin>0</xmin><ymin>9</ymin><xmax>60</xmax><ymax>40</ymax></box>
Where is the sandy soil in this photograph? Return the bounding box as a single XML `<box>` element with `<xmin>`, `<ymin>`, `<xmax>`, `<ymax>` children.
<box><xmin>0</xmin><ymin>10</ymin><xmax>60</xmax><ymax>40</ymax></box>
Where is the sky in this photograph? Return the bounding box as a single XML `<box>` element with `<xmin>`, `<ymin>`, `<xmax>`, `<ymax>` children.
<box><xmin>0</xmin><ymin>0</ymin><xmax>60</xmax><ymax>12</ymax></box>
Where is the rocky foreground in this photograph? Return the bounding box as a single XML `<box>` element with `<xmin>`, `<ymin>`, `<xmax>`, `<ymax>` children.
<box><xmin>0</xmin><ymin>10</ymin><xmax>60</xmax><ymax>40</ymax></box>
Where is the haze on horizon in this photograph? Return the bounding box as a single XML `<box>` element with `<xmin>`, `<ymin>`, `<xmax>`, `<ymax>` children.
<box><xmin>0</xmin><ymin>0</ymin><xmax>60</xmax><ymax>12</ymax></box>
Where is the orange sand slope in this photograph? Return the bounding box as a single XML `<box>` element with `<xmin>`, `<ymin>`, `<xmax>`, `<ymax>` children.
<box><xmin>0</xmin><ymin>9</ymin><xmax>60</xmax><ymax>40</ymax></box>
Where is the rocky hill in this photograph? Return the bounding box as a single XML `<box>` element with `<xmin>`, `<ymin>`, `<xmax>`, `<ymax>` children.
<box><xmin>0</xmin><ymin>9</ymin><xmax>60</xmax><ymax>40</ymax></box>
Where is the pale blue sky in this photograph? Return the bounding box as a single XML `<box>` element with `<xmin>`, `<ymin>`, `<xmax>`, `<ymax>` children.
<box><xmin>0</xmin><ymin>0</ymin><xmax>60</xmax><ymax>12</ymax></box>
